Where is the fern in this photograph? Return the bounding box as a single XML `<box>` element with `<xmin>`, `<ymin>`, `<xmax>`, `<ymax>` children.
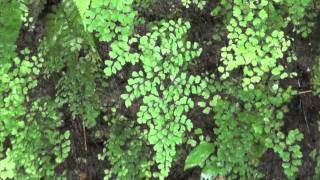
<box><xmin>187</xmin><ymin>80</ymin><xmax>303</xmax><ymax>179</ymax></box>
<box><xmin>0</xmin><ymin>0</ymin><xmax>22</xmax><ymax>61</ymax></box>
<box><xmin>112</xmin><ymin>19</ymin><xmax>204</xmax><ymax>179</ymax></box>
<box><xmin>181</xmin><ymin>0</ymin><xmax>206</xmax><ymax>9</ymax></box>
<box><xmin>0</xmin><ymin>0</ymin><xmax>317</xmax><ymax>179</ymax></box>
<box><xmin>99</xmin><ymin>110</ymin><xmax>153</xmax><ymax>179</ymax></box>
<box><xmin>1</xmin><ymin>98</ymin><xmax>70</xmax><ymax>179</ymax></box>
<box><xmin>40</xmin><ymin>0</ymin><xmax>102</xmax><ymax>127</ymax></box>
<box><xmin>0</xmin><ymin>46</ymin><xmax>70</xmax><ymax>179</ymax></box>
<box><xmin>72</xmin><ymin>0</ymin><xmax>90</xmax><ymax>30</ymax></box>
<box><xmin>83</xmin><ymin>0</ymin><xmax>137</xmax><ymax>42</ymax></box>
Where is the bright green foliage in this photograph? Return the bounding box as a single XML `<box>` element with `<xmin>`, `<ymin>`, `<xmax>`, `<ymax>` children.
<box><xmin>72</xmin><ymin>0</ymin><xmax>90</xmax><ymax>29</ymax></box>
<box><xmin>1</xmin><ymin>0</ymin><xmax>317</xmax><ymax>179</ymax></box>
<box><xmin>192</xmin><ymin>80</ymin><xmax>302</xmax><ymax>179</ymax></box>
<box><xmin>40</xmin><ymin>0</ymin><xmax>101</xmax><ymax>128</ymax></box>
<box><xmin>104</xmin><ymin>36</ymin><xmax>140</xmax><ymax>77</ymax></box>
<box><xmin>0</xmin><ymin>49</ymin><xmax>41</xmax><ymax>150</ymax></box>
<box><xmin>265</xmin><ymin>129</ymin><xmax>303</xmax><ymax>177</ymax></box>
<box><xmin>1</xmin><ymin>98</ymin><xmax>70</xmax><ymax>179</ymax></box>
<box><xmin>0</xmin><ymin>2</ymin><xmax>71</xmax><ymax>178</ymax></box>
<box><xmin>83</xmin><ymin>0</ymin><xmax>140</xmax><ymax>78</ymax></box>
<box><xmin>181</xmin><ymin>0</ymin><xmax>206</xmax><ymax>9</ymax></box>
<box><xmin>212</xmin><ymin>0</ymin><xmax>317</xmax><ymax>89</ymax></box>
<box><xmin>84</xmin><ymin>0</ymin><xmax>137</xmax><ymax>42</ymax></box>
<box><xmin>118</xmin><ymin>19</ymin><xmax>202</xmax><ymax>179</ymax></box>
<box><xmin>0</xmin><ymin>48</ymin><xmax>71</xmax><ymax>179</ymax></box>
<box><xmin>182</xmin><ymin>0</ymin><xmax>309</xmax><ymax>178</ymax></box>
<box><xmin>212</xmin><ymin>0</ymin><xmax>316</xmax><ymax>38</ymax></box>
<box><xmin>214</xmin><ymin>0</ymin><xmax>297</xmax><ymax>89</ymax></box>
<box><xmin>99</xmin><ymin>111</ymin><xmax>153</xmax><ymax>179</ymax></box>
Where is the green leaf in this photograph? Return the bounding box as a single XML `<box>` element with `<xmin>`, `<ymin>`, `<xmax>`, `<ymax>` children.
<box><xmin>73</xmin><ymin>0</ymin><xmax>90</xmax><ymax>30</ymax></box>
<box><xmin>184</xmin><ymin>142</ymin><xmax>215</xmax><ymax>170</ymax></box>
<box><xmin>258</xmin><ymin>9</ymin><xmax>268</xmax><ymax>19</ymax></box>
<box><xmin>125</xmin><ymin>99</ymin><xmax>132</xmax><ymax>107</ymax></box>
<box><xmin>202</xmin><ymin>107</ymin><xmax>211</xmax><ymax>114</ymax></box>
<box><xmin>104</xmin><ymin>67</ymin><xmax>112</xmax><ymax>77</ymax></box>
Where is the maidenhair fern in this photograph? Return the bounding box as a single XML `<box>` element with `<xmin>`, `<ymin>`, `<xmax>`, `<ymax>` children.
<box><xmin>211</xmin><ymin>0</ymin><xmax>317</xmax><ymax>89</ymax></box>
<box><xmin>181</xmin><ymin>0</ymin><xmax>206</xmax><ymax>9</ymax></box>
<box><xmin>187</xmin><ymin>81</ymin><xmax>303</xmax><ymax>179</ymax></box>
<box><xmin>1</xmin><ymin>0</ymin><xmax>318</xmax><ymax>179</ymax></box>
<box><xmin>182</xmin><ymin>1</ymin><xmax>308</xmax><ymax>178</ymax></box>
<box><xmin>80</xmin><ymin>0</ymin><xmax>141</xmax><ymax>81</ymax></box>
<box><xmin>105</xmin><ymin>19</ymin><xmax>203</xmax><ymax>179</ymax></box>
<box><xmin>99</xmin><ymin>110</ymin><xmax>153</xmax><ymax>179</ymax></box>
<box><xmin>0</xmin><ymin>47</ymin><xmax>70</xmax><ymax>179</ymax></box>
<box><xmin>84</xmin><ymin>0</ymin><xmax>137</xmax><ymax>42</ymax></box>
<box><xmin>72</xmin><ymin>0</ymin><xmax>90</xmax><ymax>30</ymax></box>
<box><xmin>0</xmin><ymin>1</ymin><xmax>23</xmax><ymax>166</ymax></box>
<box><xmin>214</xmin><ymin>0</ymin><xmax>294</xmax><ymax>89</ymax></box>
<box><xmin>1</xmin><ymin>98</ymin><xmax>70</xmax><ymax>179</ymax></box>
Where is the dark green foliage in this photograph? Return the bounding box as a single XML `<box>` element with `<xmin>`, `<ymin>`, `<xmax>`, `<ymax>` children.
<box><xmin>99</xmin><ymin>110</ymin><xmax>153</xmax><ymax>179</ymax></box>
<box><xmin>0</xmin><ymin>1</ymin><xmax>22</xmax><ymax>61</ymax></box>
<box><xmin>184</xmin><ymin>142</ymin><xmax>215</xmax><ymax>170</ymax></box>
<box><xmin>40</xmin><ymin>0</ymin><xmax>101</xmax><ymax>128</ymax></box>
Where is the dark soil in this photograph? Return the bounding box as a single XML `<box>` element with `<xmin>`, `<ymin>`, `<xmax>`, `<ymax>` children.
<box><xmin>15</xmin><ymin>1</ymin><xmax>320</xmax><ymax>179</ymax></box>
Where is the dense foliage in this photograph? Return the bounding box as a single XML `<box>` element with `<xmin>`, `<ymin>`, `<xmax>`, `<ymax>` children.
<box><xmin>1</xmin><ymin>0</ymin><xmax>320</xmax><ymax>179</ymax></box>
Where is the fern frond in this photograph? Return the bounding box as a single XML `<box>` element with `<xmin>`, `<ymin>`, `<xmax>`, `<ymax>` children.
<box><xmin>72</xmin><ymin>0</ymin><xmax>90</xmax><ymax>30</ymax></box>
